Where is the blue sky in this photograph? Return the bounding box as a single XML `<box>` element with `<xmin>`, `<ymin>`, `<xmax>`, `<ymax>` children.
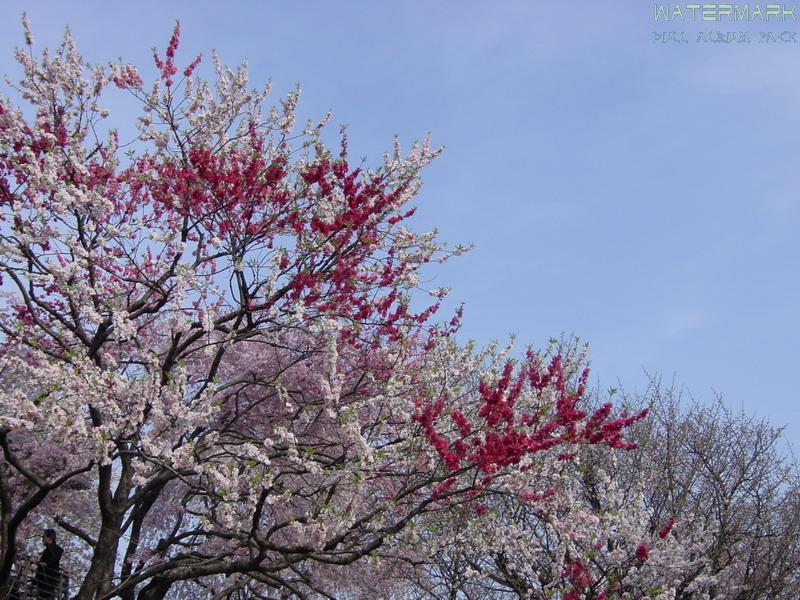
<box><xmin>2</xmin><ymin>1</ymin><xmax>798</xmax><ymax>447</ymax></box>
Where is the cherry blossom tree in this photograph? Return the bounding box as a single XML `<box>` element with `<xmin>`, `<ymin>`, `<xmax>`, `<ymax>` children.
<box><xmin>397</xmin><ymin>383</ymin><xmax>800</xmax><ymax>600</ymax></box>
<box><xmin>618</xmin><ymin>383</ymin><xmax>800</xmax><ymax>599</ymax></box>
<box><xmin>0</xmin><ymin>19</ymin><xmax>645</xmax><ymax>600</ymax></box>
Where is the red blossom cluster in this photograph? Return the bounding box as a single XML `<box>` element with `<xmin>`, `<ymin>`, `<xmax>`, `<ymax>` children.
<box><xmin>636</xmin><ymin>542</ymin><xmax>650</xmax><ymax>561</ymax></box>
<box><xmin>563</xmin><ymin>561</ymin><xmax>592</xmax><ymax>599</ymax></box>
<box><xmin>658</xmin><ymin>516</ymin><xmax>676</xmax><ymax>539</ymax></box>
<box><xmin>151</xmin><ymin>22</ymin><xmax>192</xmax><ymax>86</ymax></box>
<box><xmin>412</xmin><ymin>351</ymin><xmax>648</xmax><ymax>493</ymax></box>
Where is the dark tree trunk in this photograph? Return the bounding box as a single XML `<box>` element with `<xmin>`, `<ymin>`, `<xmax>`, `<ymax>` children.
<box><xmin>75</xmin><ymin>523</ymin><xmax>122</xmax><ymax>599</ymax></box>
<box><xmin>136</xmin><ymin>576</ymin><xmax>173</xmax><ymax>600</ymax></box>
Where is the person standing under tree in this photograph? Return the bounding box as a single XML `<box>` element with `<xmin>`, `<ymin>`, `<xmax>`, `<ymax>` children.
<box><xmin>33</xmin><ymin>529</ymin><xmax>63</xmax><ymax>599</ymax></box>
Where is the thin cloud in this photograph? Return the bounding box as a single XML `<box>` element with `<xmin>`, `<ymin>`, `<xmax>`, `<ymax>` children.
<box><xmin>663</xmin><ymin>308</ymin><xmax>708</xmax><ymax>337</ymax></box>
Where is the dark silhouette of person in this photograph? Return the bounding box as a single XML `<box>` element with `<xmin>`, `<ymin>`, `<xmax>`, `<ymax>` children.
<box><xmin>33</xmin><ymin>528</ymin><xmax>63</xmax><ymax>600</ymax></box>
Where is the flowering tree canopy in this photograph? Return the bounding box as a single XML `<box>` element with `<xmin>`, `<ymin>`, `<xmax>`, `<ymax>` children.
<box><xmin>0</xmin><ymin>20</ymin><xmax>652</xmax><ymax>600</ymax></box>
<box><xmin>395</xmin><ymin>386</ymin><xmax>800</xmax><ymax>600</ymax></box>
